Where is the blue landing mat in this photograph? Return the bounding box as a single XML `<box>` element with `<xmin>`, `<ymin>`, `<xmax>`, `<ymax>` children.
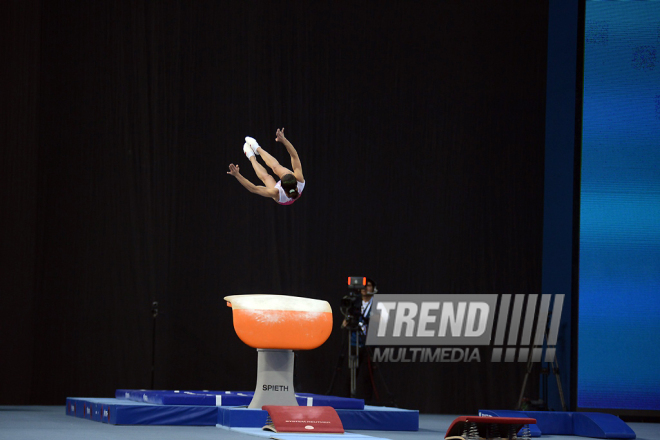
<box><xmin>66</xmin><ymin>397</ymin><xmax>418</xmax><ymax>431</ymax></box>
<box><xmin>479</xmin><ymin>409</ymin><xmax>636</xmax><ymax>439</ymax></box>
<box><xmin>115</xmin><ymin>389</ymin><xmax>364</xmax><ymax>409</ymax></box>
<box><xmin>66</xmin><ymin>397</ymin><xmax>218</xmax><ymax>425</ymax></box>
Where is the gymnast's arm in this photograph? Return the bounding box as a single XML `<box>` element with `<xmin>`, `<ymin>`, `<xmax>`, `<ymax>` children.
<box><xmin>276</xmin><ymin>128</ymin><xmax>304</xmax><ymax>182</ymax></box>
<box><xmin>227</xmin><ymin>164</ymin><xmax>279</xmax><ymax>199</ymax></box>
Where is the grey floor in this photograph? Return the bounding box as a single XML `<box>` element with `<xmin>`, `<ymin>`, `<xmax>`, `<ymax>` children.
<box><xmin>1</xmin><ymin>406</ymin><xmax>659</xmax><ymax>440</ymax></box>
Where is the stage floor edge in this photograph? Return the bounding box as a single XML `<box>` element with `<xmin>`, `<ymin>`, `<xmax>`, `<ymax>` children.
<box><xmin>66</xmin><ymin>397</ymin><xmax>419</xmax><ymax>431</ymax></box>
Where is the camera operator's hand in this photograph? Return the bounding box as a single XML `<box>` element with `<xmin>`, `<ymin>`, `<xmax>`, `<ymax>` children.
<box><xmin>341</xmin><ymin>319</ymin><xmax>348</xmax><ymax>329</ymax></box>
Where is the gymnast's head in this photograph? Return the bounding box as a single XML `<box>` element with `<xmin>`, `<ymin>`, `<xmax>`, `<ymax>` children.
<box><xmin>281</xmin><ymin>174</ymin><xmax>299</xmax><ymax>199</ymax></box>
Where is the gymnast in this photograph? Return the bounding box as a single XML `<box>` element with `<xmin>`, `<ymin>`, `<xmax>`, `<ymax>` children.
<box><xmin>227</xmin><ymin>128</ymin><xmax>305</xmax><ymax>205</ymax></box>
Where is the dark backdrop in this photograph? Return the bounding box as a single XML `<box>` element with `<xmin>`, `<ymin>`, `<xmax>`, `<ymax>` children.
<box><xmin>1</xmin><ymin>0</ymin><xmax>548</xmax><ymax>414</ymax></box>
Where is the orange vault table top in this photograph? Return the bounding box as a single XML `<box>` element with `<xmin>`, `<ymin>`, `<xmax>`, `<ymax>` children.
<box><xmin>224</xmin><ymin>294</ymin><xmax>333</xmax><ymax>350</ymax></box>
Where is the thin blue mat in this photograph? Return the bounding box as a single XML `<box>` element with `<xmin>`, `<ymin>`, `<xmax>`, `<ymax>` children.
<box><xmin>217</xmin><ymin>405</ymin><xmax>419</xmax><ymax>431</ymax></box>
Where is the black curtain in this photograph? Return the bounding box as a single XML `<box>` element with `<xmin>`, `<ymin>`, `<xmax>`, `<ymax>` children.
<box><xmin>1</xmin><ymin>0</ymin><xmax>547</xmax><ymax>414</ymax></box>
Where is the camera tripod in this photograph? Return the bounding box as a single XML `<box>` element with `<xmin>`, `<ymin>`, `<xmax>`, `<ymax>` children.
<box><xmin>326</xmin><ymin>319</ymin><xmax>362</xmax><ymax>398</ymax></box>
<box><xmin>326</xmin><ymin>319</ymin><xmax>395</xmax><ymax>405</ymax></box>
<box><xmin>517</xmin><ymin>310</ymin><xmax>567</xmax><ymax>411</ymax></box>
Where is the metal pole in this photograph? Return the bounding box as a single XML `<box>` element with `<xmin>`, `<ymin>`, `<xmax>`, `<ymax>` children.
<box><xmin>151</xmin><ymin>301</ymin><xmax>158</xmax><ymax>389</ymax></box>
<box><xmin>349</xmin><ymin>329</ymin><xmax>359</xmax><ymax>398</ymax></box>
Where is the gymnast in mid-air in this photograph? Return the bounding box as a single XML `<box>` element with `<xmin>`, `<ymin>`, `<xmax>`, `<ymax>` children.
<box><xmin>227</xmin><ymin>128</ymin><xmax>305</xmax><ymax>205</ymax></box>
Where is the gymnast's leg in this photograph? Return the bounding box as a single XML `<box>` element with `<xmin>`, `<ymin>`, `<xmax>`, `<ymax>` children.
<box><xmin>248</xmin><ymin>154</ymin><xmax>277</xmax><ymax>188</ymax></box>
<box><xmin>247</xmin><ymin>138</ymin><xmax>293</xmax><ymax>180</ymax></box>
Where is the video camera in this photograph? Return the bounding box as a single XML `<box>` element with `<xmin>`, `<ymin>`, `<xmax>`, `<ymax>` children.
<box><xmin>340</xmin><ymin>277</ymin><xmax>367</xmax><ymax>331</ymax></box>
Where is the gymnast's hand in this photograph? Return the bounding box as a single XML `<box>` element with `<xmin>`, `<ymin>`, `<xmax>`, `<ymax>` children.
<box><xmin>227</xmin><ymin>163</ymin><xmax>241</xmax><ymax>177</ymax></box>
<box><xmin>275</xmin><ymin>128</ymin><xmax>286</xmax><ymax>143</ymax></box>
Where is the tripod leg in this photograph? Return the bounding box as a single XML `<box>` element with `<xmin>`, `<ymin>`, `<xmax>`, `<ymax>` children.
<box><xmin>349</xmin><ymin>331</ymin><xmax>358</xmax><ymax>398</ymax></box>
<box><xmin>517</xmin><ymin>349</ymin><xmax>534</xmax><ymax>410</ymax></box>
<box><xmin>551</xmin><ymin>355</ymin><xmax>567</xmax><ymax>411</ymax></box>
<box><xmin>541</xmin><ymin>313</ymin><xmax>567</xmax><ymax>411</ymax></box>
<box><xmin>325</xmin><ymin>329</ymin><xmax>348</xmax><ymax>395</ymax></box>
